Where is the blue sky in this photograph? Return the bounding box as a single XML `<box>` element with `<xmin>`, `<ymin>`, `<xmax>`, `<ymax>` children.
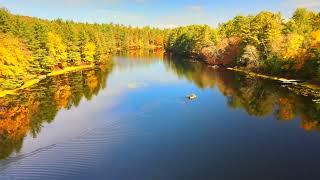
<box><xmin>0</xmin><ymin>0</ymin><xmax>319</xmax><ymax>28</ymax></box>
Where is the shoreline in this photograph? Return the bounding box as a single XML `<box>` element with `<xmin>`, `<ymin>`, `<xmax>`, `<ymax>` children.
<box><xmin>167</xmin><ymin>52</ymin><xmax>320</xmax><ymax>99</ymax></box>
<box><xmin>226</xmin><ymin>67</ymin><xmax>320</xmax><ymax>99</ymax></box>
<box><xmin>0</xmin><ymin>64</ymin><xmax>95</xmax><ymax>98</ymax></box>
<box><xmin>226</xmin><ymin>67</ymin><xmax>300</xmax><ymax>83</ymax></box>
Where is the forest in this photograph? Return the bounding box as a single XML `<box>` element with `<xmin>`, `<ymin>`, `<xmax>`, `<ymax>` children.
<box><xmin>0</xmin><ymin>8</ymin><xmax>166</xmax><ymax>90</ymax></box>
<box><xmin>1</xmin><ymin>7</ymin><xmax>320</xmax><ymax>91</ymax></box>
<box><xmin>166</xmin><ymin>8</ymin><xmax>320</xmax><ymax>80</ymax></box>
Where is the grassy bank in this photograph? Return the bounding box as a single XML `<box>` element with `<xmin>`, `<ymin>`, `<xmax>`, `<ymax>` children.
<box><xmin>0</xmin><ymin>64</ymin><xmax>96</xmax><ymax>98</ymax></box>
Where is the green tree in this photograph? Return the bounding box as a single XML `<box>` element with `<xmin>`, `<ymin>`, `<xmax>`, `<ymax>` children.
<box><xmin>0</xmin><ymin>8</ymin><xmax>12</xmax><ymax>33</ymax></box>
<box><xmin>29</xmin><ymin>23</ymin><xmax>49</xmax><ymax>70</ymax></box>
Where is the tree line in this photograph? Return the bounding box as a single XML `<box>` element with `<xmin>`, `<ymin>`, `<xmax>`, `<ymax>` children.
<box><xmin>1</xmin><ymin>7</ymin><xmax>320</xmax><ymax>90</ymax></box>
<box><xmin>165</xmin><ymin>8</ymin><xmax>320</xmax><ymax>80</ymax></box>
<box><xmin>0</xmin><ymin>8</ymin><xmax>166</xmax><ymax>90</ymax></box>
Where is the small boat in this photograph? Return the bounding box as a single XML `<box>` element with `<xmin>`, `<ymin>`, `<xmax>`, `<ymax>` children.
<box><xmin>187</xmin><ymin>93</ymin><xmax>197</xmax><ymax>100</ymax></box>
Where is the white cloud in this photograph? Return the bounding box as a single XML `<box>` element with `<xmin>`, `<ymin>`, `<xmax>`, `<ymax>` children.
<box><xmin>284</xmin><ymin>0</ymin><xmax>320</xmax><ymax>8</ymax></box>
<box><xmin>185</xmin><ymin>5</ymin><xmax>204</xmax><ymax>13</ymax></box>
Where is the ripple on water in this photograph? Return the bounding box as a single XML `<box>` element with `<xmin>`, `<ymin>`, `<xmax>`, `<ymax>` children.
<box><xmin>0</xmin><ymin>118</ymin><xmax>138</xmax><ymax>180</ymax></box>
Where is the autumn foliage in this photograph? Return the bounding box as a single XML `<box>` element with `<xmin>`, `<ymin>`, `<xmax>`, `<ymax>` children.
<box><xmin>202</xmin><ymin>37</ymin><xmax>241</xmax><ymax>66</ymax></box>
<box><xmin>0</xmin><ymin>8</ymin><xmax>166</xmax><ymax>90</ymax></box>
<box><xmin>166</xmin><ymin>8</ymin><xmax>320</xmax><ymax>80</ymax></box>
<box><xmin>0</xmin><ymin>34</ymin><xmax>34</xmax><ymax>89</ymax></box>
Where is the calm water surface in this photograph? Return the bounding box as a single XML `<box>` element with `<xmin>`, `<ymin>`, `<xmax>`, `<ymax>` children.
<box><xmin>1</xmin><ymin>54</ymin><xmax>320</xmax><ymax>179</ymax></box>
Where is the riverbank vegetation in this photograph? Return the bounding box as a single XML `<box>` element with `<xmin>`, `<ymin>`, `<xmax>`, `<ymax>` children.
<box><xmin>165</xmin><ymin>8</ymin><xmax>320</xmax><ymax>81</ymax></box>
<box><xmin>1</xmin><ymin>7</ymin><xmax>320</xmax><ymax>91</ymax></box>
<box><xmin>0</xmin><ymin>8</ymin><xmax>166</xmax><ymax>90</ymax></box>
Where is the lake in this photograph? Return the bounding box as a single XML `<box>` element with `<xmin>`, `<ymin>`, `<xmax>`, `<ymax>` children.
<box><xmin>1</xmin><ymin>53</ymin><xmax>320</xmax><ymax>179</ymax></box>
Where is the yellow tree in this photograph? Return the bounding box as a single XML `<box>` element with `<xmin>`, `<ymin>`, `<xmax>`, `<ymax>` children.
<box><xmin>310</xmin><ymin>30</ymin><xmax>320</xmax><ymax>48</ymax></box>
<box><xmin>281</xmin><ymin>33</ymin><xmax>304</xmax><ymax>59</ymax></box>
<box><xmin>83</xmin><ymin>42</ymin><xmax>96</xmax><ymax>64</ymax></box>
<box><xmin>46</xmin><ymin>32</ymin><xmax>68</xmax><ymax>68</ymax></box>
<box><xmin>154</xmin><ymin>35</ymin><xmax>164</xmax><ymax>47</ymax></box>
<box><xmin>250</xmin><ymin>12</ymin><xmax>284</xmax><ymax>57</ymax></box>
<box><xmin>281</xmin><ymin>33</ymin><xmax>307</xmax><ymax>70</ymax></box>
<box><xmin>310</xmin><ymin>30</ymin><xmax>320</xmax><ymax>61</ymax></box>
<box><xmin>0</xmin><ymin>34</ymin><xmax>34</xmax><ymax>89</ymax></box>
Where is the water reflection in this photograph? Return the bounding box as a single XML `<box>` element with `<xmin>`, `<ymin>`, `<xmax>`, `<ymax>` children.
<box><xmin>1</xmin><ymin>53</ymin><xmax>320</xmax><ymax>164</ymax></box>
<box><xmin>0</xmin><ymin>63</ymin><xmax>113</xmax><ymax>160</ymax></box>
<box><xmin>164</xmin><ymin>55</ymin><xmax>320</xmax><ymax>132</ymax></box>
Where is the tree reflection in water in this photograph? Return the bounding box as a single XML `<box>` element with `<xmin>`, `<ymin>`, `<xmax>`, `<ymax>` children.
<box><xmin>164</xmin><ymin>55</ymin><xmax>320</xmax><ymax>132</ymax></box>
<box><xmin>1</xmin><ymin>54</ymin><xmax>320</xmax><ymax>161</ymax></box>
<box><xmin>0</xmin><ymin>63</ymin><xmax>113</xmax><ymax>160</ymax></box>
